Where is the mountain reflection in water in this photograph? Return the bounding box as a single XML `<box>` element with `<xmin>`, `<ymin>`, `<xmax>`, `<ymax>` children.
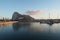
<box><xmin>13</xmin><ymin>22</ymin><xmax>31</xmax><ymax>31</ymax></box>
<box><xmin>0</xmin><ymin>22</ymin><xmax>60</xmax><ymax>40</ymax></box>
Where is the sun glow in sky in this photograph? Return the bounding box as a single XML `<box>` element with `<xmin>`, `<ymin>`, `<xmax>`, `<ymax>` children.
<box><xmin>0</xmin><ymin>0</ymin><xmax>60</xmax><ymax>19</ymax></box>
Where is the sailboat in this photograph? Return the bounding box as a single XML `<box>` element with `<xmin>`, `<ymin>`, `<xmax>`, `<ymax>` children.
<box><xmin>40</xmin><ymin>12</ymin><xmax>54</xmax><ymax>25</ymax></box>
<box><xmin>47</xmin><ymin>13</ymin><xmax>54</xmax><ymax>25</ymax></box>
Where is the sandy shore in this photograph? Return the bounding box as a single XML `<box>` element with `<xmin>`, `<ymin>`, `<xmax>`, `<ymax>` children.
<box><xmin>0</xmin><ymin>21</ymin><xmax>18</xmax><ymax>26</ymax></box>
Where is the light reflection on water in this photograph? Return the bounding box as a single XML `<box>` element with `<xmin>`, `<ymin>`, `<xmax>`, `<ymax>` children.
<box><xmin>0</xmin><ymin>22</ymin><xmax>60</xmax><ymax>40</ymax></box>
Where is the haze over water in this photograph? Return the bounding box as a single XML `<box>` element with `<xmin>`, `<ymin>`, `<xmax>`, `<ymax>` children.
<box><xmin>0</xmin><ymin>22</ymin><xmax>60</xmax><ymax>40</ymax></box>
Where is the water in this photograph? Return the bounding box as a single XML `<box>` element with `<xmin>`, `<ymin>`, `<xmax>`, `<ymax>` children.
<box><xmin>0</xmin><ymin>22</ymin><xmax>60</xmax><ymax>40</ymax></box>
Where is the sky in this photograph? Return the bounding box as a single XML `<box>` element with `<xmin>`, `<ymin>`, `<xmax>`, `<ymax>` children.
<box><xmin>0</xmin><ymin>0</ymin><xmax>60</xmax><ymax>19</ymax></box>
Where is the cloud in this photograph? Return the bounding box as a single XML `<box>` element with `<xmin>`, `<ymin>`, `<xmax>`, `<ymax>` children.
<box><xmin>26</xmin><ymin>10</ymin><xmax>43</xmax><ymax>15</ymax></box>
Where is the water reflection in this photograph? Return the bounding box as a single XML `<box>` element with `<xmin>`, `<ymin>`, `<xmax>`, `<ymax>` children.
<box><xmin>0</xmin><ymin>22</ymin><xmax>60</xmax><ymax>33</ymax></box>
<box><xmin>13</xmin><ymin>22</ymin><xmax>51</xmax><ymax>33</ymax></box>
<box><xmin>48</xmin><ymin>23</ymin><xmax>53</xmax><ymax>26</ymax></box>
<box><xmin>12</xmin><ymin>22</ymin><xmax>60</xmax><ymax>33</ymax></box>
<box><xmin>12</xmin><ymin>22</ymin><xmax>60</xmax><ymax>40</ymax></box>
<box><xmin>13</xmin><ymin>22</ymin><xmax>31</xmax><ymax>31</ymax></box>
<box><xmin>0</xmin><ymin>22</ymin><xmax>60</xmax><ymax>40</ymax></box>
<box><xmin>0</xmin><ymin>23</ymin><xmax>11</xmax><ymax>26</ymax></box>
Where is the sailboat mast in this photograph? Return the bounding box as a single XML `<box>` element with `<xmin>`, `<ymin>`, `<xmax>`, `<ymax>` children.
<box><xmin>49</xmin><ymin>12</ymin><xmax>50</xmax><ymax>19</ymax></box>
<box><xmin>57</xmin><ymin>13</ymin><xmax>58</xmax><ymax>19</ymax></box>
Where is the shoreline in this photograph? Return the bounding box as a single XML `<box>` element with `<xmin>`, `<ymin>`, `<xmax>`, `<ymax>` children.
<box><xmin>0</xmin><ymin>21</ymin><xmax>18</xmax><ymax>25</ymax></box>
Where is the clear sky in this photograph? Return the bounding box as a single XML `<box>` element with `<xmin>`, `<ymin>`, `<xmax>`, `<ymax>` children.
<box><xmin>0</xmin><ymin>0</ymin><xmax>60</xmax><ymax>19</ymax></box>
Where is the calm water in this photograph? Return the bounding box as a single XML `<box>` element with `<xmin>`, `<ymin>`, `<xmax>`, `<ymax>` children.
<box><xmin>0</xmin><ymin>22</ymin><xmax>60</xmax><ymax>40</ymax></box>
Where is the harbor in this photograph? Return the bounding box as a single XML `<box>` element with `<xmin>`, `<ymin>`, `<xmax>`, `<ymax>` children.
<box><xmin>40</xmin><ymin>19</ymin><xmax>60</xmax><ymax>25</ymax></box>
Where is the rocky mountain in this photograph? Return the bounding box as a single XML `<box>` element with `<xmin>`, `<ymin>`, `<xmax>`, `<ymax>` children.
<box><xmin>12</xmin><ymin>12</ymin><xmax>34</xmax><ymax>22</ymax></box>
